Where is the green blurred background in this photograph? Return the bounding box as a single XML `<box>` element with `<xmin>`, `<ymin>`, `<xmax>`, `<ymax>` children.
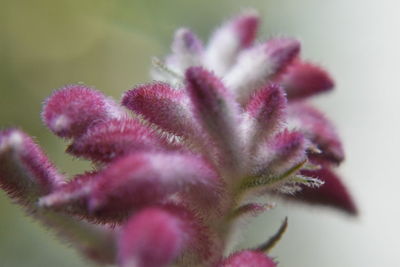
<box><xmin>1</xmin><ymin>0</ymin><xmax>398</xmax><ymax>266</ymax></box>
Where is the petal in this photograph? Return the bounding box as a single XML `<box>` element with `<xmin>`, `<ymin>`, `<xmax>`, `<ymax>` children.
<box><xmin>166</xmin><ymin>28</ymin><xmax>204</xmax><ymax>73</ymax></box>
<box><xmin>39</xmin><ymin>172</ymin><xmax>98</xmax><ymax>218</ymax></box>
<box><xmin>287</xmin><ymin>167</ymin><xmax>357</xmax><ymax>215</ymax></box>
<box><xmin>0</xmin><ymin>130</ymin><xmax>116</xmax><ymax>264</ymax></box>
<box><xmin>42</xmin><ymin>84</ymin><xmax>123</xmax><ymax>138</ymax></box>
<box><xmin>41</xmin><ymin>152</ymin><xmax>220</xmax><ymax>223</ymax></box>
<box><xmin>225</xmin><ymin>38</ymin><xmax>300</xmax><ymax>104</ymax></box>
<box><xmin>67</xmin><ymin>119</ymin><xmax>173</xmax><ymax>163</ymax></box>
<box><xmin>219</xmin><ymin>251</ymin><xmax>276</xmax><ymax>267</ymax></box>
<box><xmin>277</xmin><ymin>60</ymin><xmax>334</xmax><ymax>100</ymax></box>
<box><xmin>118</xmin><ymin>205</ymin><xmax>213</xmax><ymax>267</ymax></box>
<box><xmin>0</xmin><ymin>129</ymin><xmax>64</xmax><ymax>205</ymax></box>
<box><xmin>89</xmin><ymin>152</ymin><xmax>219</xmax><ymax>214</ymax></box>
<box><xmin>288</xmin><ymin>103</ymin><xmax>344</xmax><ymax>164</ymax></box>
<box><xmin>256</xmin><ymin>130</ymin><xmax>308</xmax><ymax>176</ymax></box>
<box><xmin>245</xmin><ymin>84</ymin><xmax>287</xmax><ymax>148</ymax></box>
<box><xmin>185</xmin><ymin>67</ymin><xmax>243</xmax><ymax>171</ymax></box>
<box><xmin>204</xmin><ymin>10</ymin><xmax>260</xmax><ymax>76</ymax></box>
<box><xmin>121</xmin><ymin>83</ymin><xmax>204</xmax><ymax>144</ymax></box>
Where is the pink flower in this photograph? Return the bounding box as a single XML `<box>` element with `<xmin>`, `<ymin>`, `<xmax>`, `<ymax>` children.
<box><xmin>0</xmin><ymin>10</ymin><xmax>356</xmax><ymax>267</ymax></box>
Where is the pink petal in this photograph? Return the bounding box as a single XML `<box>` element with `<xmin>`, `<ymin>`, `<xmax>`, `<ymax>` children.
<box><xmin>67</xmin><ymin>119</ymin><xmax>172</xmax><ymax>163</ymax></box>
<box><xmin>288</xmin><ymin>103</ymin><xmax>344</xmax><ymax>164</ymax></box>
<box><xmin>225</xmin><ymin>38</ymin><xmax>300</xmax><ymax>104</ymax></box>
<box><xmin>39</xmin><ymin>172</ymin><xmax>99</xmax><ymax>219</ymax></box>
<box><xmin>42</xmin><ymin>84</ymin><xmax>122</xmax><ymax>138</ymax></box>
<box><xmin>288</xmin><ymin>167</ymin><xmax>357</xmax><ymax>215</ymax></box>
<box><xmin>256</xmin><ymin>130</ymin><xmax>308</xmax><ymax>176</ymax></box>
<box><xmin>89</xmin><ymin>151</ymin><xmax>219</xmax><ymax>216</ymax></box>
<box><xmin>166</xmin><ymin>28</ymin><xmax>204</xmax><ymax>73</ymax></box>
<box><xmin>0</xmin><ymin>130</ymin><xmax>116</xmax><ymax>264</ymax></box>
<box><xmin>219</xmin><ymin>250</ymin><xmax>276</xmax><ymax>267</ymax></box>
<box><xmin>185</xmin><ymin>67</ymin><xmax>242</xmax><ymax>170</ymax></box>
<box><xmin>204</xmin><ymin>10</ymin><xmax>260</xmax><ymax>76</ymax></box>
<box><xmin>122</xmin><ymin>83</ymin><xmax>204</xmax><ymax>143</ymax></box>
<box><xmin>0</xmin><ymin>129</ymin><xmax>64</xmax><ymax>205</ymax></box>
<box><xmin>118</xmin><ymin>205</ymin><xmax>212</xmax><ymax>267</ymax></box>
<box><xmin>278</xmin><ymin>60</ymin><xmax>334</xmax><ymax>100</ymax></box>
<box><xmin>246</xmin><ymin>84</ymin><xmax>287</xmax><ymax>147</ymax></box>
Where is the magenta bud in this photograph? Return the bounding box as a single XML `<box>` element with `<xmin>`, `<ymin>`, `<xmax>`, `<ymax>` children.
<box><xmin>246</xmin><ymin>84</ymin><xmax>287</xmax><ymax>144</ymax></box>
<box><xmin>257</xmin><ymin>130</ymin><xmax>307</xmax><ymax>175</ymax></box>
<box><xmin>67</xmin><ymin>119</ymin><xmax>172</xmax><ymax>163</ymax></box>
<box><xmin>291</xmin><ymin>167</ymin><xmax>357</xmax><ymax>215</ymax></box>
<box><xmin>185</xmin><ymin>67</ymin><xmax>242</xmax><ymax>168</ymax></box>
<box><xmin>219</xmin><ymin>250</ymin><xmax>276</xmax><ymax>267</ymax></box>
<box><xmin>118</xmin><ymin>206</ymin><xmax>208</xmax><ymax>267</ymax></box>
<box><xmin>204</xmin><ymin>10</ymin><xmax>259</xmax><ymax>76</ymax></box>
<box><xmin>0</xmin><ymin>129</ymin><xmax>64</xmax><ymax>205</ymax></box>
<box><xmin>42</xmin><ymin>84</ymin><xmax>122</xmax><ymax>138</ymax></box>
<box><xmin>88</xmin><ymin>151</ymin><xmax>219</xmax><ymax>216</ymax></box>
<box><xmin>288</xmin><ymin>103</ymin><xmax>344</xmax><ymax>164</ymax></box>
<box><xmin>122</xmin><ymin>83</ymin><xmax>202</xmax><ymax>141</ymax></box>
<box><xmin>172</xmin><ymin>28</ymin><xmax>203</xmax><ymax>57</ymax></box>
<box><xmin>233</xmin><ymin>11</ymin><xmax>260</xmax><ymax>48</ymax></box>
<box><xmin>265</xmin><ymin>38</ymin><xmax>300</xmax><ymax>75</ymax></box>
<box><xmin>279</xmin><ymin>60</ymin><xmax>334</xmax><ymax>99</ymax></box>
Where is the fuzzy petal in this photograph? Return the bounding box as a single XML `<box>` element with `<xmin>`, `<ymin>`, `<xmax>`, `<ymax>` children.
<box><xmin>225</xmin><ymin>38</ymin><xmax>300</xmax><ymax>104</ymax></box>
<box><xmin>166</xmin><ymin>28</ymin><xmax>204</xmax><ymax>74</ymax></box>
<box><xmin>257</xmin><ymin>130</ymin><xmax>308</xmax><ymax>176</ymax></box>
<box><xmin>90</xmin><ymin>151</ymin><xmax>219</xmax><ymax>216</ymax></box>
<box><xmin>122</xmin><ymin>83</ymin><xmax>204</xmax><ymax>143</ymax></box>
<box><xmin>67</xmin><ymin>119</ymin><xmax>172</xmax><ymax>163</ymax></box>
<box><xmin>204</xmin><ymin>10</ymin><xmax>260</xmax><ymax>76</ymax></box>
<box><xmin>0</xmin><ymin>130</ymin><xmax>116</xmax><ymax>264</ymax></box>
<box><xmin>219</xmin><ymin>251</ymin><xmax>276</xmax><ymax>267</ymax></box>
<box><xmin>185</xmin><ymin>67</ymin><xmax>243</xmax><ymax>171</ymax></box>
<box><xmin>118</xmin><ymin>205</ymin><xmax>213</xmax><ymax>267</ymax></box>
<box><xmin>278</xmin><ymin>60</ymin><xmax>334</xmax><ymax>100</ymax></box>
<box><xmin>0</xmin><ymin>129</ymin><xmax>64</xmax><ymax>204</ymax></box>
<box><xmin>246</xmin><ymin>84</ymin><xmax>287</xmax><ymax>148</ymax></box>
<box><xmin>288</xmin><ymin>103</ymin><xmax>344</xmax><ymax>164</ymax></box>
<box><xmin>287</xmin><ymin>167</ymin><xmax>357</xmax><ymax>215</ymax></box>
<box><xmin>42</xmin><ymin>84</ymin><xmax>123</xmax><ymax>138</ymax></box>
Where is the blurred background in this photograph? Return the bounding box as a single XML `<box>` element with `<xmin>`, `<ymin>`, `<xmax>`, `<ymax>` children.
<box><xmin>0</xmin><ymin>0</ymin><xmax>398</xmax><ymax>266</ymax></box>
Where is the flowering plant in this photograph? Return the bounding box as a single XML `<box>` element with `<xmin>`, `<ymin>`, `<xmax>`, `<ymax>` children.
<box><xmin>0</xmin><ymin>10</ymin><xmax>356</xmax><ymax>267</ymax></box>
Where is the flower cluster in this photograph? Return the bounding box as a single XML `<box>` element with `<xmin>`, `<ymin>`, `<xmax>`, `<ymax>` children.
<box><xmin>0</xmin><ymin>10</ymin><xmax>356</xmax><ymax>267</ymax></box>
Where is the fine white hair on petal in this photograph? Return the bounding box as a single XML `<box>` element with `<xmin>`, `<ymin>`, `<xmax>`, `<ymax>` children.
<box><xmin>168</xmin><ymin>28</ymin><xmax>204</xmax><ymax>74</ymax></box>
<box><xmin>204</xmin><ymin>10</ymin><xmax>259</xmax><ymax>76</ymax></box>
<box><xmin>224</xmin><ymin>44</ymin><xmax>271</xmax><ymax>103</ymax></box>
<box><xmin>225</xmin><ymin>38</ymin><xmax>300</xmax><ymax>104</ymax></box>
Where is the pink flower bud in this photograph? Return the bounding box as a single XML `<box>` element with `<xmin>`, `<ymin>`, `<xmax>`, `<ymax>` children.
<box><xmin>278</xmin><ymin>60</ymin><xmax>334</xmax><ymax>100</ymax></box>
<box><xmin>225</xmin><ymin>38</ymin><xmax>300</xmax><ymax>103</ymax></box>
<box><xmin>257</xmin><ymin>130</ymin><xmax>307</xmax><ymax>176</ymax></box>
<box><xmin>118</xmin><ymin>206</ymin><xmax>211</xmax><ymax>267</ymax></box>
<box><xmin>204</xmin><ymin>10</ymin><xmax>260</xmax><ymax>75</ymax></box>
<box><xmin>185</xmin><ymin>67</ymin><xmax>242</xmax><ymax>170</ymax></box>
<box><xmin>42</xmin><ymin>84</ymin><xmax>122</xmax><ymax>138</ymax></box>
<box><xmin>122</xmin><ymin>83</ymin><xmax>203</xmax><ymax>143</ymax></box>
<box><xmin>246</xmin><ymin>84</ymin><xmax>287</xmax><ymax>146</ymax></box>
<box><xmin>67</xmin><ymin>119</ymin><xmax>172</xmax><ymax>163</ymax></box>
<box><xmin>288</xmin><ymin>103</ymin><xmax>344</xmax><ymax>164</ymax></box>
<box><xmin>88</xmin><ymin>151</ymin><xmax>219</xmax><ymax>217</ymax></box>
<box><xmin>166</xmin><ymin>28</ymin><xmax>204</xmax><ymax>72</ymax></box>
<box><xmin>290</xmin><ymin>167</ymin><xmax>357</xmax><ymax>215</ymax></box>
<box><xmin>0</xmin><ymin>129</ymin><xmax>64</xmax><ymax>205</ymax></box>
<box><xmin>219</xmin><ymin>250</ymin><xmax>276</xmax><ymax>267</ymax></box>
